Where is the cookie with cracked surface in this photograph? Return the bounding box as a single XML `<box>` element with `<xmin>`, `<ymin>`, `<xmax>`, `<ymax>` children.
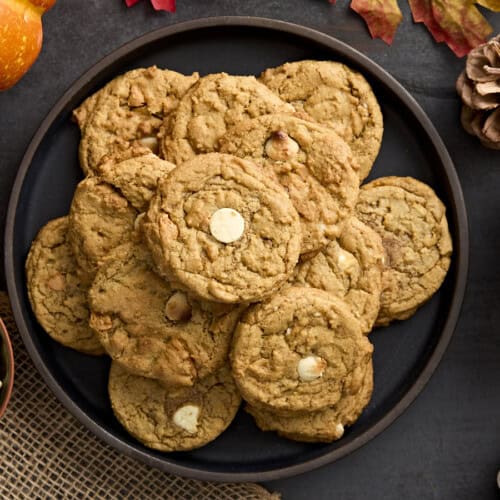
<box><xmin>160</xmin><ymin>73</ymin><xmax>294</xmax><ymax>165</ymax></box>
<box><xmin>89</xmin><ymin>242</ymin><xmax>242</xmax><ymax>387</ymax></box>
<box><xmin>142</xmin><ymin>153</ymin><xmax>302</xmax><ymax>304</ymax></box>
<box><xmin>72</xmin><ymin>91</ymin><xmax>101</xmax><ymax>131</ymax></box>
<box><xmin>230</xmin><ymin>287</ymin><xmax>373</xmax><ymax>415</ymax></box>
<box><xmin>291</xmin><ymin>217</ymin><xmax>384</xmax><ymax>333</ymax></box>
<box><xmin>68</xmin><ymin>149</ymin><xmax>175</xmax><ymax>282</ymax></box>
<box><xmin>260</xmin><ymin>60</ymin><xmax>383</xmax><ymax>181</ymax></box>
<box><xmin>25</xmin><ymin>217</ymin><xmax>104</xmax><ymax>355</ymax></box>
<box><xmin>220</xmin><ymin>113</ymin><xmax>359</xmax><ymax>253</ymax></box>
<box><xmin>68</xmin><ymin>176</ymin><xmax>138</xmax><ymax>284</ymax></box>
<box><xmin>96</xmin><ymin>146</ymin><xmax>176</xmax><ymax>212</ymax></box>
<box><xmin>77</xmin><ymin>66</ymin><xmax>199</xmax><ymax>175</ymax></box>
<box><xmin>108</xmin><ymin>363</ymin><xmax>241</xmax><ymax>452</ymax></box>
<box><xmin>356</xmin><ymin>176</ymin><xmax>453</xmax><ymax>326</ymax></box>
<box><xmin>247</xmin><ymin>361</ymin><xmax>373</xmax><ymax>442</ymax></box>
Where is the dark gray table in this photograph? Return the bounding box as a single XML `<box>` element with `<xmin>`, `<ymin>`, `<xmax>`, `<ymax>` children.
<box><xmin>1</xmin><ymin>2</ymin><xmax>499</xmax><ymax>499</ymax></box>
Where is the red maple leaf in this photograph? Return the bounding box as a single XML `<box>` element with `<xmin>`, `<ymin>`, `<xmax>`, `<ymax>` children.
<box><xmin>327</xmin><ymin>0</ymin><xmax>497</xmax><ymax>56</ymax></box>
<box><xmin>350</xmin><ymin>0</ymin><xmax>403</xmax><ymax>45</ymax></box>
<box><xmin>125</xmin><ymin>0</ymin><xmax>176</xmax><ymax>12</ymax></box>
<box><xmin>409</xmin><ymin>0</ymin><xmax>493</xmax><ymax>57</ymax></box>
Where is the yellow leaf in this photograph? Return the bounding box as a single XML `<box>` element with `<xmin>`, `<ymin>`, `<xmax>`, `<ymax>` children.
<box><xmin>477</xmin><ymin>0</ymin><xmax>500</xmax><ymax>12</ymax></box>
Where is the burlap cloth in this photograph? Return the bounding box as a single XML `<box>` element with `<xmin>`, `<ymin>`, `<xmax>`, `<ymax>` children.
<box><xmin>0</xmin><ymin>292</ymin><xmax>280</xmax><ymax>499</ymax></box>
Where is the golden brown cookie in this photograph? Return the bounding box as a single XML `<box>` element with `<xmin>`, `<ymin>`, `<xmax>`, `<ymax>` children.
<box><xmin>25</xmin><ymin>217</ymin><xmax>104</xmax><ymax>355</ymax></box>
<box><xmin>89</xmin><ymin>242</ymin><xmax>242</xmax><ymax>387</ymax></box>
<box><xmin>247</xmin><ymin>362</ymin><xmax>373</xmax><ymax>443</ymax></box>
<box><xmin>291</xmin><ymin>217</ymin><xmax>384</xmax><ymax>333</ymax></box>
<box><xmin>68</xmin><ymin>176</ymin><xmax>138</xmax><ymax>283</ymax></box>
<box><xmin>72</xmin><ymin>91</ymin><xmax>101</xmax><ymax>131</ymax></box>
<box><xmin>108</xmin><ymin>363</ymin><xmax>241</xmax><ymax>452</ymax></box>
<box><xmin>260</xmin><ymin>60</ymin><xmax>383</xmax><ymax>181</ymax></box>
<box><xmin>77</xmin><ymin>66</ymin><xmax>199</xmax><ymax>175</ymax></box>
<box><xmin>220</xmin><ymin>113</ymin><xmax>359</xmax><ymax>253</ymax></box>
<box><xmin>230</xmin><ymin>287</ymin><xmax>373</xmax><ymax>415</ymax></box>
<box><xmin>142</xmin><ymin>153</ymin><xmax>302</xmax><ymax>304</ymax></box>
<box><xmin>356</xmin><ymin>176</ymin><xmax>453</xmax><ymax>326</ymax></box>
<box><xmin>96</xmin><ymin>147</ymin><xmax>176</xmax><ymax>212</ymax></box>
<box><xmin>160</xmin><ymin>73</ymin><xmax>294</xmax><ymax>165</ymax></box>
<box><xmin>68</xmin><ymin>149</ymin><xmax>175</xmax><ymax>283</ymax></box>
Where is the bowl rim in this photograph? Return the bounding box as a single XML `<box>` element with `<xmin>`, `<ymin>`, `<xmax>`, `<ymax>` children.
<box><xmin>4</xmin><ymin>16</ymin><xmax>469</xmax><ymax>481</ymax></box>
<box><xmin>0</xmin><ymin>317</ymin><xmax>15</xmax><ymax>419</ymax></box>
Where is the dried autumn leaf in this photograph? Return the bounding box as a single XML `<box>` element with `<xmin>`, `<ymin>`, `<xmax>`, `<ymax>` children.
<box><xmin>477</xmin><ymin>0</ymin><xmax>500</xmax><ymax>11</ymax></box>
<box><xmin>408</xmin><ymin>0</ymin><xmax>447</xmax><ymax>42</ymax></box>
<box><xmin>125</xmin><ymin>0</ymin><xmax>176</xmax><ymax>12</ymax></box>
<box><xmin>350</xmin><ymin>0</ymin><xmax>403</xmax><ymax>45</ymax></box>
<box><xmin>409</xmin><ymin>0</ymin><xmax>493</xmax><ymax>57</ymax></box>
<box><xmin>151</xmin><ymin>0</ymin><xmax>176</xmax><ymax>11</ymax></box>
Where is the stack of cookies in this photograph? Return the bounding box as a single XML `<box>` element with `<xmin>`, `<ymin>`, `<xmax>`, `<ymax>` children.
<box><xmin>25</xmin><ymin>62</ymin><xmax>453</xmax><ymax>451</ymax></box>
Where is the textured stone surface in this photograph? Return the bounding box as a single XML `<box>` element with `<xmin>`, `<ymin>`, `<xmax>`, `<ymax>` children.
<box><xmin>1</xmin><ymin>3</ymin><xmax>500</xmax><ymax>499</ymax></box>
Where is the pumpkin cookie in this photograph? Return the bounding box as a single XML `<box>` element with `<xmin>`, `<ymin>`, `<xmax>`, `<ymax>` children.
<box><xmin>68</xmin><ymin>149</ymin><xmax>175</xmax><ymax>282</ymax></box>
<box><xmin>260</xmin><ymin>60</ymin><xmax>383</xmax><ymax>181</ymax></box>
<box><xmin>247</xmin><ymin>361</ymin><xmax>373</xmax><ymax>442</ymax></box>
<box><xmin>160</xmin><ymin>73</ymin><xmax>294</xmax><ymax>165</ymax></box>
<box><xmin>356</xmin><ymin>176</ymin><xmax>453</xmax><ymax>326</ymax></box>
<box><xmin>25</xmin><ymin>217</ymin><xmax>104</xmax><ymax>355</ymax></box>
<box><xmin>292</xmin><ymin>217</ymin><xmax>384</xmax><ymax>333</ymax></box>
<box><xmin>89</xmin><ymin>243</ymin><xmax>242</xmax><ymax>387</ymax></box>
<box><xmin>108</xmin><ymin>363</ymin><xmax>241</xmax><ymax>452</ymax></box>
<box><xmin>220</xmin><ymin>113</ymin><xmax>359</xmax><ymax>253</ymax></box>
<box><xmin>72</xmin><ymin>91</ymin><xmax>101</xmax><ymax>131</ymax></box>
<box><xmin>142</xmin><ymin>153</ymin><xmax>302</xmax><ymax>303</ymax></box>
<box><xmin>96</xmin><ymin>146</ymin><xmax>176</xmax><ymax>212</ymax></box>
<box><xmin>68</xmin><ymin>176</ymin><xmax>137</xmax><ymax>283</ymax></box>
<box><xmin>231</xmin><ymin>287</ymin><xmax>373</xmax><ymax>415</ymax></box>
<box><xmin>77</xmin><ymin>66</ymin><xmax>199</xmax><ymax>175</ymax></box>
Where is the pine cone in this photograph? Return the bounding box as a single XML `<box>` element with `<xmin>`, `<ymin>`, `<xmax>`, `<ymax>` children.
<box><xmin>456</xmin><ymin>34</ymin><xmax>500</xmax><ymax>150</ymax></box>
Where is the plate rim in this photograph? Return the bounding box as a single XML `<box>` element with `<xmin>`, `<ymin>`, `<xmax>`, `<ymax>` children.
<box><xmin>4</xmin><ymin>16</ymin><xmax>469</xmax><ymax>482</ymax></box>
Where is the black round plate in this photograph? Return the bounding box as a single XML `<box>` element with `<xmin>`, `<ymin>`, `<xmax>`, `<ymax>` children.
<box><xmin>4</xmin><ymin>17</ymin><xmax>468</xmax><ymax>482</ymax></box>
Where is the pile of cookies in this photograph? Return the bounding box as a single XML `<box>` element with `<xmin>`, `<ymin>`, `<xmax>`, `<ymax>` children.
<box><xmin>25</xmin><ymin>62</ymin><xmax>453</xmax><ymax>451</ymax></box>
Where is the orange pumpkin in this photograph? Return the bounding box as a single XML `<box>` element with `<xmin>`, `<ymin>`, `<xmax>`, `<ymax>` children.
<box><xmin>0</xmin><ymin>0</ymin><xmax>56</xmax><ymax>91</ymax></box>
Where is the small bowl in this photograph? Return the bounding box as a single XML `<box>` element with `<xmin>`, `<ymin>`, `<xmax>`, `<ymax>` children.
<box><xmin>0</xmin><ymin>318</ymin><xmax>14</xmax><ymax>418</ymax></box>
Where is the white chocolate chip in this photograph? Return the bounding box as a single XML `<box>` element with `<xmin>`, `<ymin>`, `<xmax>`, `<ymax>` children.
<box><xmin>337</xmin><ymin>249</ymin><xmax>357</xmax><ymax>271</ymax></box>
<box><xmin>165</xmin><ymin>292</ymin><xmax>192</xmax><ymax>322</ymax></box>
<box><xmin>313</xmin><ymin>312</ymin><xmax>321</xmax><ymax>317</ymax></box>
<box><xmin>297</xmin><ymin>355</ymin><xmax>327</xmax><ymax>382</ymax></box>
<box><xmin>265</xmin><ymin>131</ymin><xmax>300</xmax><ymax>161</ymax></box>
<box><xmin>209</xmin><ymin>208</ymin><xmax>245</xmax><ymax>244</ymax></box>
<box><xmin>285</xmin><ymin>327</ymin><xmax>292</xmax><ymax>336</ymax></box>
<box><xmin>335</xmin><ymin>423</ymin><xmax>345</xmax><ymax>437</ymax></box>
<box><xmin>138</xmin><ymin>136</ymin><xmax>159</xmax><ymax>153</ymax></box>
<box><xmin>134</xmin><ymin>212</ymin><xmax>145</xmax><ymax>232</ymax></box>
<box><xmin>173</xmin><ymin>404</ymin><xmax>200</xmax><ymax>434</ymax></box>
